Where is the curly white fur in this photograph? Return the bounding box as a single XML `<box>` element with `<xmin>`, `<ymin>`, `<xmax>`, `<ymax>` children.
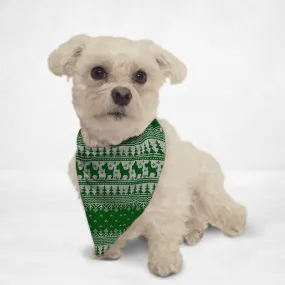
<box><xmin>49</xmin><ymin>35</ymin><xmax>247</xmax><ymax>277</ymax></box>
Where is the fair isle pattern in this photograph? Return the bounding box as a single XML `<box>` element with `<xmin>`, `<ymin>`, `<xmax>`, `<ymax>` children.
<box><xmin>76</xmin><ymin>119</ymin><xmax>166</xmax><ymax>256</ymax></box>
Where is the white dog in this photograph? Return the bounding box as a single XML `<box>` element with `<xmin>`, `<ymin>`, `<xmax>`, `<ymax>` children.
<box><xmin>48</xmin><ymin>35</ymin><xmax>247</xmax><ymax>277</ymax></box>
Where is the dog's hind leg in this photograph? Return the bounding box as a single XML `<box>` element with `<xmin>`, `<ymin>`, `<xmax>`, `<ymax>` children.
<box><xmin>196</xmin><ymin>151</ymin><xmax>247</xmax><ymax>237</ymax></box>
<box><xmin>184</xmin><ymin>194</ymin><xmax>208</xmax><ymax>245</ymax></box>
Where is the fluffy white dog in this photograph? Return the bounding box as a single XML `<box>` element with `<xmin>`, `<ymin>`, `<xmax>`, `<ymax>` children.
<box><xmin>48</xmin><ymin>35</ymin><xmax>247</xmax><ymax>277</ymax></box>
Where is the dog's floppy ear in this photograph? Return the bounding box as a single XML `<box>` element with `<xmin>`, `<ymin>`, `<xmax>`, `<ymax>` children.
<box><xmin>140</xmin><ymin>40</ymin><xmax>187</xmax><ymax>84</ymax></box>
<box><xmin>48</xmin><ymin>34</ymin><xmax>90</xmax><ymax>77</ymax></box>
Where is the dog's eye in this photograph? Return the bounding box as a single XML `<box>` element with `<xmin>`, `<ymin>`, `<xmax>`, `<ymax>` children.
<box><xmin>90</xmin><ymin>66</ymin><xmax>107</xmax><ymax>80</ymax></box>
<box><xmin>133</xmin><ymin>70</ymin><xmax>147</xmax><ymax>84</ymax></box>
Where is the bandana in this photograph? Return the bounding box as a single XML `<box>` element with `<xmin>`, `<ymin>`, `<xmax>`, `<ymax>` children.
<box><xmin>76</xmin><ymin>119</ymin><xmax>166</xmax><ymax>256</ymax></box>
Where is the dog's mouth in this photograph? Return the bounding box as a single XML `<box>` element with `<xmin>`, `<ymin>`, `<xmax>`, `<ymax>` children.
<box><xmin>107</xmin><ymin>111</ymin><xmax>127</xmax><ymax>119</ymax></box>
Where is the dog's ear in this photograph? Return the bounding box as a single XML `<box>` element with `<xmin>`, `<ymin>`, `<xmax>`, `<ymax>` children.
<box><xmin>48</xmin><ymin>34</ymin><xmax>90</xmax><ymax>77</ymax></box>
<box><xmin>140</xmin><ymin>40</ymin><xmax>187</xmax><ymax>84</ymax></box>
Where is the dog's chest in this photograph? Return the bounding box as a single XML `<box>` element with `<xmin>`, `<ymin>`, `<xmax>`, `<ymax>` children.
<box><xmin>75</xmin><ymin>119</ymin><xmax>166</xmax><ymax>256</ymax></box>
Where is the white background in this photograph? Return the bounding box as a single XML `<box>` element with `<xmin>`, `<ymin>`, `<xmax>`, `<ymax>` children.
<box><xmin>0</xmin><ymin>1</ymin><xmax>285</xmax><ymax>285</ymax></box>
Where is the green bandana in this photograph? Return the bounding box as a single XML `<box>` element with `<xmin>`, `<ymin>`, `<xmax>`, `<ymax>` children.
<box><xmin>76</xmin><ymin>119</ymin><xmax>166</xmax><ymax>256</ymax></box>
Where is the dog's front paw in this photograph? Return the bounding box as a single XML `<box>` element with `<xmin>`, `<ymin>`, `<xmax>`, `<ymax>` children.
<box><xmin>91</xmin><ymin>248</ymin><xmax>122</xmax><ymax>260</ymax></box>
<box><xmin>224</xmin><ymin>205</ymin><xmax>247</xmax><ymax>237</ymax></box>
<box><xmin>184</xmin><ymin>229</ymin><xmax>204</xmax><ymax>245</ymax></box>
<box><xmin>148</xmin><ymin>250</ymin><xmax>182</xmax><ymax>277</ymax></box>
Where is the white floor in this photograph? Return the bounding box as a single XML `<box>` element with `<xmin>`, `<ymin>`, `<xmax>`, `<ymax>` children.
<box><xmin>1</xmin><ymin>170</ymin><xmax>285</xmax><ymax>285</ymax></box>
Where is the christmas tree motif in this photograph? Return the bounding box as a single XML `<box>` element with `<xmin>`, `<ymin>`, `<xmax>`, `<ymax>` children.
<box><xmin>122</xmin><ymin>147</ymin><xmax>127</xmax><ymax>156</ymax></box>
<box><xmin>138</xmin><ymin>184</ymin><xmax>143</xmax><ymax>194</ymax></box>
<box><xmin>155</xmin><ymin>141</ymin><xmax>164</xmax><ymax>155</ymax></box>
<box><xmin>130</xmin><ymin>146</ymin><xmax>135</xmax><ymax>156</ymax></box>
<box><xmin>144</xmin><ymin>142</ymin><xmax>149</xmax><ymax>154</ymax></box>
<box><xmin>143</xmin><ymin>143</ymin><xmax>148</xmax><ymax>154</ymax></box>
<box><xmin>115</xmin><ymin>186</ymin><xmax>120</xmax><ymax>195</ymax></box>
<box><xmin>94</xmin><ymin>148</ymin><xmax>99</xmax><ymax>157</ymax></box>
<box><xmin>102</xmin><ymin>185</ymin><xmax>107</xmax><ymax>196</ymax></box>
<box><xmin>127</xmin><ymin>185</ymin><xmax>131</xmax><ymax>195</ymax></box>
<box><xmin>148</xmin><ymin>141</ymin><xmax>156</xmax><ymax>154</ymax></box>
<box><xmin>109</xmin><ymin>186</ymin><xmax>114</xmax><ymax>196</ymax></box>
<box><xmin>109</xmin><ymin>148</ymin><xmax>114</xmax><ymax>157</ymax></box>
<box><xmin>114</xmin><ymin>147</ymin><xmax>120</xmax><ymax>157</ymax></box>
<box><xmin>149</xmin><ymin>140</ymin><xmax>157</xmax><ymax>153</ymax></box>
<box><xmin>103</xmin><ymin>148</ymin><xmax>107</xmax><ymax>157</ymax></box>
<box><xmin>145</xmin><ymin>183</ymin><xmax>150</xmax><ymax>194</ymax></box>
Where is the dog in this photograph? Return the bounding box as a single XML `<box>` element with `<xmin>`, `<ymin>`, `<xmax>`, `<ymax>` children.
<box><xmin>101</xmin><ymin>162</ymin><xmax>115</xmax><ymax>179</ymax></box>
<box><xmin>116</xmin><ymin>162</ymin><xmax>130</xmax><ymax>179</ymax></box>
<box><xmin>144</xmin><ymin>161</ymin><xmax>158</xmax><ymax>177</ymax></box>
<box><xmin>132</xmin><ymin>161</ymin><xmax>143</xmax><ymax>178</ymax></box>
<box><xmin>48</xmin><ymin>35</ymin><xmax>247</xmax><ymax>277</ymax></box>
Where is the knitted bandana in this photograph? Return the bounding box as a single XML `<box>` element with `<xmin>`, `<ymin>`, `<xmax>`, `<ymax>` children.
<box><xmin>76</xmin><ymin>119</ymin><xmax>166</xmax><ymax>256</ymax></box>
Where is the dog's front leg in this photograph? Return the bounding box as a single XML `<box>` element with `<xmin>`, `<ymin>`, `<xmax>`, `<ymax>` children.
<box><xmin>146</xmin><ymin>219</ymin><xmax>183</xmax><ymax>277</ymax></box>
<box><xmin>93</xmin><ymin>238</ymin><xmax>126</xmax><ymax>260</ymax></box>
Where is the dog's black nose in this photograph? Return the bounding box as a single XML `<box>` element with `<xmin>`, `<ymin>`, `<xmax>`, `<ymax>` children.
<box><xmin>111</xmin><ymin>87</ymin><xmax>132</xmax><ymax>106</ymax></box>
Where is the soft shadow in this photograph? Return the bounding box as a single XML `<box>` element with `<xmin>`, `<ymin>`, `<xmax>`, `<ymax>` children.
<box><xmin>81</xmin><ymin>237</ymin><xmax>148</xmax><ymax>261</ymax></box>
<box><xmin>82</xmin><ymin>244</ymin><xmax>95</xmax><ymax>259</ymax></box>
<box><xmin>205</xmin><ymin>222</ymin><xmax>260</xmax><ymax>239</ymax></box>
<box><xmin>205</xmin><ymin>225</ymin><xmax>221</xmax><ymax>236</ymax></box>
<box><xmin>122</xmin><ymin>237</ymin><xmax>148</xmax><ymax>259</ymax></box>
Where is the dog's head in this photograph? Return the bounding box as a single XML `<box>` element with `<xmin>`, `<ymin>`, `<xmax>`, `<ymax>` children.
<box><xmin>48</xmin><ymin>35</ymin><xmax>186</xmax><ymax>145</ymax></box>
